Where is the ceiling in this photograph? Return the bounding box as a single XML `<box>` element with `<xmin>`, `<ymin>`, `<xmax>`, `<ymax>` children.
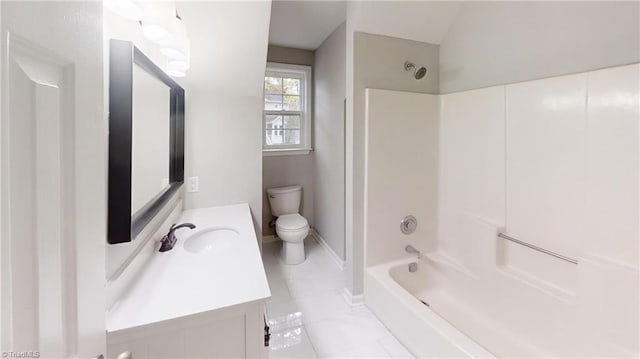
<box><xmin>351</xmin><ymin>1</ymin><xmax>463</xmax><ymax>45</ymax></box>
<box><xmin>269</xmin><ymin>1</ymin><xmax>463</xmax><ymax>51</ymax></box>
<box><xmin>176</xmin><ymin>1</ymin><xmax>271</xmax><ymax>96</ymax></box>
<box><xmin>172</xmin><ymin>1</ymin><xmax>463</xmax><ymax>94</ymax></box>
<box><xmin>268</xmin><ymin>1</ymin><xmax>347</xmax><ymax>50</ymax></box>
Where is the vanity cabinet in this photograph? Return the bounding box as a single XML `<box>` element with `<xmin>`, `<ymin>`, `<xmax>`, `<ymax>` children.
<box><xmin>106</xmin><ymin>204</ymin><xmax>271</xmax><ymax>359</ymax></box>
<box><xmin>107</xmin><ymin>301</ymin><xmax>266</xmax><ymax>358</ymax></box>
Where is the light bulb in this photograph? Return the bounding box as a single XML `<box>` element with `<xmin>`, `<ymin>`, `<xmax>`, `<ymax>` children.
<box><xmin>160</xmin><ymin>16</ymin><xmax>189</xmax><ymax>60</ymax></box>
<box><xmin>166</xmin><ymin>56</ymin><xmax>188</xmax><ymax>78</ymax></box>
<box><xmin>168</xmin><ymin>59</ymin><xmax>190</xmax><ymax>71</ymax></box>
<box><xmin>166</xmin><ymin>69</ymin><xmax>186</xmax><ymax>78</ymax></box>
<box><xmin>142</xmin><ymin>1</ymin><xmax>175</xmax><ymax>44</ymax></box>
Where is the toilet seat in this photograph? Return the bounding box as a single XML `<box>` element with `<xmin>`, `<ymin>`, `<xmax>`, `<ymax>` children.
<box><xmin>276</xmin><ymin>214</ymin><xmax>308</xmax><ymax>232</ymax></box>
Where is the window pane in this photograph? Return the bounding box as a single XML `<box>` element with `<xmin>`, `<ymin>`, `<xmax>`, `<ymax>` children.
<box><xmin>283</xmin><ymin>78</ymin><xmax>300</xmax><ymax>95</ymax></box>
<box><xmin>283</xmin><ymin>129</ymin><xmax>301</xmax><ymax>145</ymax></box>
<box><xmin>283</xmin><ymin>95</ymin><xmax>300</xmax><ymax>111</ymax></box>
<box><xmin>265</xmin><ymin>130</ymin><xmax>283</xmax><ymax>145</ymax></box>
<box><xmin>265</xmin><ymin>114</ymin><xmax>283</xmax><ymax>128</ymax></box>
<box><xmin>283</xmin><ymin>115</ymin><xmax>300</xmax><ymax>129</ymax></box>
<box><xmin>265</xmin><ymin>94</ymin><xmax>283</xmax><ymax>110</ymax></box>
<box><xmin>265</xmin><ymin>77</ymin><xmax>282</xmax><ymax>94</ymax></box>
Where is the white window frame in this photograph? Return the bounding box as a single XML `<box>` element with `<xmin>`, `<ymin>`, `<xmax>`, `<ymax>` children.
<box><xmin>263</xmin><ymin>62</ymin><xmax>312</xmax><ymax>156</ymax></box>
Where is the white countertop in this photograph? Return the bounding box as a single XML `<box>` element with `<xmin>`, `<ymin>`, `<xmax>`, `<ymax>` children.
<box><xmin>107</xmin><ymin>203</ymin><xmax>271</xmax><ymax>333</ymax></box>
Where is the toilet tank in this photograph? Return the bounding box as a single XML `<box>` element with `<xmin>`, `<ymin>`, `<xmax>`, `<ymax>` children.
<box><xmin>266</xmin><ymin>185</ymin><xmax>302</xmax><ymax>216</ymax></box>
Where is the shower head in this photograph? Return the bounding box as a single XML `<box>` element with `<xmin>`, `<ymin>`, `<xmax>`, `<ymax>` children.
<box><xmin>404</xmin><ymin>61</ymin><xmax>427</xmax><ymax>80</ymax></box>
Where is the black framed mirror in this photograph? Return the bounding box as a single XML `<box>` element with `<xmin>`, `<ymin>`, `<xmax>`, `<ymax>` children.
<box><xmin>108</xmin><ymin>39</ymin><xmax>185</xmax><ymax>244</ymax></box>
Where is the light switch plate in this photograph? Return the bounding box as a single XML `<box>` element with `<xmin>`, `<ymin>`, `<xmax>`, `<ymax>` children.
<box><xmin>187</xmin><ymin>176</ymin><xmax>199</xmax><ymax>193</ymax></box>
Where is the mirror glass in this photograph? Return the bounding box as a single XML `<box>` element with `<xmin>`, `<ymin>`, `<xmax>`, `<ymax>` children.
<box><xmin>131</xmin><ymin>64</ymin><xmax>171</xmax><ymax>215</ymax></box>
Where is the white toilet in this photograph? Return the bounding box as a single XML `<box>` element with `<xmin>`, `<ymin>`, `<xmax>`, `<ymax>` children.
<box><xmin>266</xmin><ymin>185</ymin><xmax>310</xmax><ymax>264</ymax></box>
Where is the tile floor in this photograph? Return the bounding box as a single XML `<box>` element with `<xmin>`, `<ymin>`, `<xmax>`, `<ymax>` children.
<box><xmin>263</xmin><ymin>236</ymin><xmax>414</xmax><ymax>359</ymax></box>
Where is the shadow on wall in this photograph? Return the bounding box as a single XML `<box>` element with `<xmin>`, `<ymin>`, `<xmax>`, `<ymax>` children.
<box><xmin>262</xmin><ymin>154</ymin><xmax>314</xmax><ymax>237</ymax></box>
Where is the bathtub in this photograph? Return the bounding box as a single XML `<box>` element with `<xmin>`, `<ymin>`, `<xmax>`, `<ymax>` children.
<box><xmin>365</xmin><ymin>257</ymin><xmax>495</xmax><ymax>358</ymax></box>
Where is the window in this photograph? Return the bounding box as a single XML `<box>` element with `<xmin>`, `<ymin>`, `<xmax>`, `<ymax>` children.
<box><xmin>263</xmin><ymin>63</ymin><xmax>311</xmax><ymax>155</ymax></box>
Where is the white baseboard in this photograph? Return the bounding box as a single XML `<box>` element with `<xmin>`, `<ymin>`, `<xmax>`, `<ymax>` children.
<box><xmin>262</xmin><ymin>234</ymin><xmax>279</xmax><ymax>244</ymax></box>
<box><xmin>311</xmin><ymin>229</ymin><xmax>345</xmax><ymax>271</ymax></box>
<box><xmin>341</xmin><ymin>287</ymin><xmax>364</xmax><ymax>308</ymax></box>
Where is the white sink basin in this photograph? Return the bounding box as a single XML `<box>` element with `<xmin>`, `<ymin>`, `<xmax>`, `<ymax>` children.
<box><xmin>183</xmin><ymin>227</ymin><xmax>240</xmax><ymax>254</ymax></box>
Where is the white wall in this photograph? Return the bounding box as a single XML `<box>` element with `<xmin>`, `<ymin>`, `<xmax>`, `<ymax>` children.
<box><xmin>313</xmin><ymin>22</ymin><xmax>346</xmax><ymax>259</ymax></box>
<box><xmin>184</xmin><ymin>93</ymin><xmax>264</xmax><ymax>236</ymax></box>
<box><xmin>349</xmin><ymin>1</ymin><xmax>461</xmax><ymax>45</ymax></box>
<box><xmin>432</xmin><ymin>63</ymin><xmax>639</xmax><ymax>357</ymax></box>
<box><xmin>345</xmin><ymin>3</ymin><xmax>356</xmax><ymax>295</ymax></box>
<box><xmin>364</xmin><ymin>89</ymin><xmax>438</xmax><ymax>266</ymax></box>
<box><xmin>438</xmin><ymin>85</ymin><xmax>505</xmax><ymax>271</ymax></box>
<box><xmin>585</xmin><ymin>65</ymin><xmax>639</xmax><ymax>265</ymax></box>
<box><xmin>179</xmin><ymin>1</ymin><xmax>271</xmax><ymax>241</ymax></box>
<box><xmin>349</xmin><ymin>31</ymin><xmax>439</xmax><ymax>294</ymax></box>
<box><xmin>439</xmin><ymin>1</ymin><xmax>640</xmax><ymax>93</ymax></box>
<box><xmin>505</xmin><ymin>73</ymin><xmax>587</xmax><ymax>260</ymax></box>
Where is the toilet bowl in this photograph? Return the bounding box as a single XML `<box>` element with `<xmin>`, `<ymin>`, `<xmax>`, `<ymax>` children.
<box><xmin>276</xmin><ymin>214</ymin><xmax>310</xmax><ymax>264</ymax></box>
<box><xmin>266</xmin><ymin>185</ymin><xmax>309</xmax><ymax>264</ymax></box>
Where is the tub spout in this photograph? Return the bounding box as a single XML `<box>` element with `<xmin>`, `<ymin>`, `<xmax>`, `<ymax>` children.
<box><xmin>405</xmin><ymin>245</ymin><xmax>421</xmax><ymax>259</ymax></box>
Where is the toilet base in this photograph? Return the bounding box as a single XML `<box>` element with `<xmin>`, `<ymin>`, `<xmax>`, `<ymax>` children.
<box><xmin>281</xmin><ymin>241</ymin><xmax>305</xmax><ymax>265</ymax></box>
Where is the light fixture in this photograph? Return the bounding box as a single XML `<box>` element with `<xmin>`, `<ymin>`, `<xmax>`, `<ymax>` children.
<box><xmin>103</xmin><ymin>0</ymin><xmax>143</xmax><ymax>21</ymax></box>
<box><xmin>168</xmin><ymin>58</ymin><xmax>190</xmax><ymax>72</ymax></box>
<box><xmin>142</xmin><ymin>1</ymin><xmax>176</xmax><ymax>44</ymax></box>
<box><xmin>160</xmin><ymin>15</ymin><xmax>190</xmax><ymax>61</ymax></box>
<box><xmin>166</xmin><ymin>68</ymin><xmax>186</xmax><ymax>78</ymax></box>
<box><xmin>166</xmin><ymin>58</ymin><xmax>187</xmax><ymax>78</ymax></box>
<box><xmin>165</xmin><ymin>36</ymin><xmax>190</xmax><ymax>71</ymax></box>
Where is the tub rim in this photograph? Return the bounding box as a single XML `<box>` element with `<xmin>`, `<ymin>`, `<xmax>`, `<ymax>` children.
<box><xmin>366</xmin><ymin>257</ymin><xmax>495</xmax><ymax>358</ymax></box>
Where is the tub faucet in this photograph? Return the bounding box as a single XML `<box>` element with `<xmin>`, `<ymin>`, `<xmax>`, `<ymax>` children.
<box><xmin>159</xmin><ymin>223</ymin><xmax>196</xmax><ymax>252</ymax></box>
<box><xmin>405</xmin><ymin>245</ymin><xmax>421</xmax><ymax>259</ymax></box>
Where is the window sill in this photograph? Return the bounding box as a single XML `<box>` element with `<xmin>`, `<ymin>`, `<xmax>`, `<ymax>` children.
<box><xmin>263</xmin><ymin>148</ymin><xmax>313</xmax><ymax>157</ymax></box>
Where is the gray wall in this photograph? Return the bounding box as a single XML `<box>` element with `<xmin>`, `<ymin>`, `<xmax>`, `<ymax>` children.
<box><xmin>440</xmin><ymin>1</ymin><xmax>640</xmax><ymax>93</ymax></box>
<box><xmin>185</xmin><ymin>93</ymin><xmax>264</xmax><ymax>233</ymax></box>
<box><xmin>263</xmin><ymin>45</ymin><xmax>315</xmax><ymax>236</ymax></box>
<box><xmin>262</xmin><ymin>155</ymin><xmax>315</xmax><ymax>236</ymax></box>
<box><xmin>350</xmin><ymin>32</ymin><xmax>439</xmax><ymax>294</ymax></box>
<box><xmin>313</xmin><ymin>22</ymin><xmax>346</xmax><ymax>259</ymax></box>
<box><xmin>267</xmin><ymin>45</ymin><xmax>315</xmax><ymax>66</ymax></box>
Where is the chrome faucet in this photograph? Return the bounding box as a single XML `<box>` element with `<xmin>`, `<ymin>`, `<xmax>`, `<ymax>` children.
<box><xmin>159</xmin><ymin>223</ymin><xmax>196</xmax><ymax>252</ymax></box>
<box><xmin>405</xmin><ymin>245</ymin><xmax>421</xmax><ymax>259</ymax></box>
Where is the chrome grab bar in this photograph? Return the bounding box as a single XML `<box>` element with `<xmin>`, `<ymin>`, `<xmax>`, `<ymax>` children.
<box><xmin>498</xmin><ymin>233</ymin><xmax>578</xmax><ymax>265</ymax></box>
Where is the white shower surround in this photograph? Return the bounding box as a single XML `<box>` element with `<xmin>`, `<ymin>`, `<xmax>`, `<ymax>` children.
<box><xmin>363</xmin><ymin>63</ymin><xmax>639</xmax><ymax>357</ymax></box>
